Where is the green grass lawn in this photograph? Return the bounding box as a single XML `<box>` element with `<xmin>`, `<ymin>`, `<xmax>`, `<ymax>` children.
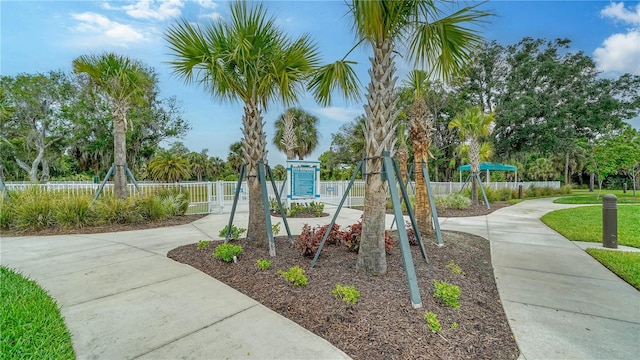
<box><xmin>541</xmin><ymin>205</ymin><xmax>640</xmax><ymax>248</ymax></box>
<box><xmin>555</xmin><ymin>189</ymin><xmax>640</xmax><ymax>204</ymax></box>
<box><xmin>586</xmin><ymin>249</ymin><xmax>640</xmax><ymax>291</ymax></box>
<box><xmin>541</xmin><ymin>205</ymin><xmax>640</xmax><ymax>291</ymax></box>
<box><xmin>0</xmin><ymin>266</ymin><xmax>76</xmax><ymax>360</ymax></box>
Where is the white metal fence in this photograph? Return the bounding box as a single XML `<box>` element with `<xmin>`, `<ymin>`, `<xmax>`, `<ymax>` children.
<box><xmin>4</xmin><ymin>180</ymin><xmax>560</xmax><ymax>215</ymax></box>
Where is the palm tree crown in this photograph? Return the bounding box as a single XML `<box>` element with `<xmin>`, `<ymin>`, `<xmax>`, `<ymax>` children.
<box><xmin>273</xmin><ymin>108</ymin><xmax>320</xmax><ymax>160</ymax></box>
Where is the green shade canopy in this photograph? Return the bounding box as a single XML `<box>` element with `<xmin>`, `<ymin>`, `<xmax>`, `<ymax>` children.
<box><xmin>458</xmin><ymin>162</ymin><xmax>517</xmax><ymax>172</ymax></box>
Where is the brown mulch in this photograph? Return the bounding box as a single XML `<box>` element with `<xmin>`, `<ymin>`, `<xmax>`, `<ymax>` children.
<box><xmin>436</xmin><ymin>202</ymin><xmax>512</xmax><ymax>218</ymax></box>
<box><xmin>168</xmin><ymin>229</ymin><xmax>519</xmax><ymax>359</ymax></box>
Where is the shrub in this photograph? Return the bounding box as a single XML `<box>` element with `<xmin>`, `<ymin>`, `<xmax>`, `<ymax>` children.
<box><xmin>196</xmin><ymin>240</ymin><xmax>211</xmax><ymax>250</ymax></box>
<box><xmin>445</xmin><ymin>260</ymin><xmax>465</xmax><ymax>276</ymax></box>
<box><xmin>12</xmin><ymin>187</ymin><xmax>57</xmax><ymax>231</ymax></box>
<box><xmin>341</xmin><ymin>220</ymin><xmax>395</xmax><ymax>253</ymax></box>
<box><xmin>255</xmin><ymin>259</ymin><xmax>272</xmax><ymax>271</ymax></box>
<box><xmin>424</xmin><ymin>311</ymin><xmax>442</xmax><ymax>333</ymax></box>
<box><xmin>0</xmin><ymin>194</ymin><xmax>14</xmax><ymax>229</ymax></box>
<box><xmin>286</xmin><ymin>202</ymin><xmax>325</xmax><ymax>217</ymax></box>
<box><xmin>277</xmin><ymin>266</ymin><xmax>308</xmax><ymax>286</ymax></box>
<box><xmin>272</xmin><ymin>222</ymin><xmax>281</xmax><ymax>236</ymax></box>
<box><xmin>213</xmin><ymin>243</ymin><xmax>243</xmax><ymax>263</ymax></box>
<box><xmin>295</xmin><ymin>224</ymin><xmax>323</xmax><ymax>257</ymax></box>
<box><xmin>89</xmin><ymin>196</ymin><xmax>141</xmax><ymax>225</ymax></box>
<box><xmin>154</xmin><ymin>188</ymin><xmax>190</xmax><ymax>215</ymax></box>
<box><xmin>433</xmin><ymin>280</ymin><xmax>461</xmax><ymax>309</ymax></box>
<box><xmin>405</xmin><ymin>221</ymin><xmax>419</xmax><ymax>246</ymax></box>
<box><xmin>332</xmin><ymin>284</ymin><xmax>360</xmax><ymax>304</ymax></box>
<box><xmin>54</xmin><ymin>195</ymin><xmax>91</xmax><ymax>228</ymax></box>
<box><xmin>435</xmin><ymin>193</ymin><xmax>471</xmax><ymax>209</ymax></box>
<box><xmin>218</xmin><ymin>225</ymin><xmax>247</xmax><ymax>240</ymax></box>
<box><xmin>308</xmin><ymin>201</ymin><xmax>325</xmax><ymax>217</ymax></box>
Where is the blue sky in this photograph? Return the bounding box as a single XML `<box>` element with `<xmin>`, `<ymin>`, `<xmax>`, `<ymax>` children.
<box><xmin>2</xmin><ymin>0</ymin><xmax>639</xmax><ymax>166</ymax></box>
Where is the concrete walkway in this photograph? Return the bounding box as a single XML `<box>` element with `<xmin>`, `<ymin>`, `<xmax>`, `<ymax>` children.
<box><xmin>2</xmin><ymin>199</ymin><xmax>639</xmax><ymax>359</ymax></box>
<box><xmin>439</xmin><ymin>198</ymin><xmax>640</xmax><ymax>360</ymax></box>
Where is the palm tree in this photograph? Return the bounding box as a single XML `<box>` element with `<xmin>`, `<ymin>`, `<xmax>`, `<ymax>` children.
<box><xmin>449</xmin><ymin>106</ymin><xmax>495</xmax><ymax>205</ymax></box>
<box><xmin>226</xmin><ymin>141</ymin><xmax>244</xmax><ymax>174</ymax></box>
<box><xmin>187</xmin><ymin>151</ymin><xmax>211</xmax><ymax>181</ymax></box>
<box><xmin>73</xmin><ymin>53</ymin><xmax>154</xmax><ymax>199</ymax></box>
<box><xmin>165</xmin><ymin>2</ymin><xmax>357</xmax><ymax>246</ymax></box>
<box><xmin>343</xmin><ymin>1</ymin><xmax>491</xmax><ymax>275</ymax></box>
<box><xmin>148</xmin><ymin>151</ymin><xmax>191</xmax><ymax>182</ymax></box>
<box><xmin>403</xmin><ymin>70</ymin><xmax>435</xmax><ymax>235</ymax></box>
<box><xmin>209</xmin><ymin>156</ymin><xmax>226</xmax><ymax>180</ymax></box>
<box><xmin>273</xmin><ymin>108</ymin><xmax>320</xmax><ymax>160</ymax></box>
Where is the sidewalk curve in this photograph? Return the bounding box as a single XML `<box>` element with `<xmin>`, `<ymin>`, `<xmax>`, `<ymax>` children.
<box><xmin>440</xmin><ymin>198</ymin><xmax>640</xmax><ymax>360</ymax></box>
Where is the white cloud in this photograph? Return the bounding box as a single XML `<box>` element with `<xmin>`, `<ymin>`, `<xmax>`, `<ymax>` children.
<box><xmin>601</xmin><ymin>2</ymin><xmax>640</xmax><ymax>25</ymax></box>
<box><xmin>594</xmin><ymin>31</ymin><xmax>640</xmax><ymax>75</ymax></box>
<box><xmin>70</xmin><ymin>12</ymin><xmax>145</xmax><ymax>47</ymax></box>
<box><xmin>312</xmin><ymin>107</ymin><xmax>362</xmax><ymax>123</ymax></box>
<box><xmin>595</xmin><ymin>2</ymin><xmax>640</xmax><ymax>75</ymax></box>
<box><xmin>196</xmin><ymin>0</ymin><xmax>218</xmax><ymax>10</ymax></box>
<box><xmin>199</xmin><ymin>12</ymin><xmax>222</xmax><ymax>21</ymax></box>
<box><xmin>107</xmin><ymin>0</ymin><xmax>184</xmax><ymax>21</ymax></box>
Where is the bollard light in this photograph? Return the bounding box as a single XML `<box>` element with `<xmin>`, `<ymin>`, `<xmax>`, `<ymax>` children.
<box><xmin>602</xmin><ymin>194</ymin><xmax>618</xmax><ymax>249</ymax></box>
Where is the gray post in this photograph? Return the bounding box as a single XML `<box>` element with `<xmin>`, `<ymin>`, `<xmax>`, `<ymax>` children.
<box><xmin>623</xmin><ymin>183</ymin><xmax>627</xmax><ymax>194</ymax></box>
<box><xmin>602</xmin><ymin>194</ymin><xmax>618</xmax><ymax>249</ymax></box>
<box><xmin>518</xmin><ymin>185</ymin><xmax>523</xmax><ymax>199</ymax></box>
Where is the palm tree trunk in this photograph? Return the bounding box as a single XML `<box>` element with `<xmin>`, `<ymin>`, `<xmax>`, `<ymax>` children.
<box><xmin>358</xmin><ymin>38</ymin><xmax>398</xmax><ymax>276</ymax></box>
<box><xmin>113</xmin><ymin>104</ymin><xmax>128</xmax><ymax>200</ymax></box>
<box><xmin>281</xmin><ymin>111</ymin><xmax>297</xmax><ymax>160</ymax></box>
<box><xmin>409</xmin><ymin>98</ymin><xmax>433</xmax><ymax>236</ymax></box>
<box><xmin>397</xmin><ymin>145</ymin><xmax>408</xmax><ymax>185</ymax></box>
<box><xmin>564</xmin><ymin>151</ymin><xmax>570</xmax><ymax>186</ymax></box>
<box><xmin>243</xmin><ymin>101</ymin><xmax>268</xmax><ymax>247</ymax></box>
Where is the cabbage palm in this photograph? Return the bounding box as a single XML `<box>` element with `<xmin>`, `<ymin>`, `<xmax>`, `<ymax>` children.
<box><xmin>187</xmin><ymin>151</ymin><xmax>211</xmax><ymax>182</ymax></box>
<box><xmin>449</xmin><ymin>106</ymin><xmax>495</xmax><ymax>204</ymax></box>
<box><xmin>273</xmin><ymin>108</ymin><xmax>320</xmax><ymax>160</ymax></box>
<box><xmin>345</xmin><ymin>0</ymin><xmax>491</xmax><ymax>274</ymax></box>
<box><xmin>165</xmin><ymin>2</ymin><xmax>356</xmax><ymax>245</ymax></box>
<box><xmin>148</xmin><ymin>151</ymin><xmax>191</xmax><ymax>182</ymax></box>
<box><xmin>73</xmin><ymin>53</ymin><xmax>154</xmax><ymax>199</ymax></box>
<box><xmin>403</xmin><ymin>70</ymin><xmax>434</xmax><ymax>235</ymax></box>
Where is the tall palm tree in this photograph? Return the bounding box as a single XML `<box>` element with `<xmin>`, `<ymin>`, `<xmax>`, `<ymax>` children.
<box><xmin>73</xmin><ymin>53</ymin><xmax>154</xmax><ymax>199</ymax></box>
<box><xmin>148</xmin><ymin>151</ymin><xmax>191</xmax><ymax>182</ymax></box>
<box><xmin>166</xmin><ymin>2</ymin><xmax>356</xmax><ymax>246</ymax></box>
<box><xmin>344</xmin><ymin>0</ymin><xmax>491</xmax><ymax>275</ymax></box>
<box><xmin>187</xmin><ymin>151</ymin><xmax>211</xmax><ymax>182</ymax></box>
<box><xmin>449</xmin><ymin>106</ymin><xmax>495</xmax><ymax>204</ymax></box>
<box><xmin>273</xmin><ymin>108</ymin><xmax>320</xmax><ymax>160</ymax></box>
<box><xmin>403</xmin><ymin>70</ymin><xmax>435</xmax><ymax>235</ymax></box>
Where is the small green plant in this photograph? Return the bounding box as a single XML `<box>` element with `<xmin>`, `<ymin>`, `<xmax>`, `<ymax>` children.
<box><xmin>424</xmin><ymin>311</ymin><xmax>442</xmax><ymax>333</ymax></box>
<box><xmin>433</xmin><ymin>280</ymin><xmax>461</xmax><ymax>309</ymax></box>
<box><xmin>308</xmin><ymin>201</ymin><xmax>324</xmax><ymax>217</ymax></box>
<box><xmin>332</xmin><ymin>284</ymin><xmax>360</xmax><ymax>304</ymax></box>
<box><xmin>451</xmin><ymin>322</ymin><xmax>459</xmax><ymax>330</ymax></box>
<box><xmin>277</xmin><ymin>265</ymin><xmax>308</xmax><ymax>286</ymax></box>
<box><xmin>272</xmin><ymin>222</ymin><xmax>281</xmax><ymax>236</ymax></box>
<box><xmin>213</xmin><ymin>243</ymin><xmax>243</xmax><ymax>263</ymax></box>
<box><xmin>255</xmin><ymin>259</ymin><xmax>272</xmax><ymax>271</ymax></box>
<box><xmin>197</xmin><ymin>240</ymin><xmax>211</xmax><ymax>250</ymax></box>
<box><xmin>445</xmin><ymin>260</ymin><xmax>465</xmax><ymax>276</ymax></box>
<box><xmin>435</xmin><ymin>193</ymin><xmax>471</xmax><ymax>209</ymax></box>
<box><xmin>218</xmin><ymin>224</ymin><xmax>247</xmax><ymax>240</ymax></box>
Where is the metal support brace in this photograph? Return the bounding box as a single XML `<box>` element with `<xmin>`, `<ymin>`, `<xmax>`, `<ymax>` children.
<box><xmin>310</xmin><ymin>161</ymin><xmax>363</xmax><ymax>268</ymax></box>
<box><xmin>422</xmin><ymin>162</ymin><xmax>444</xmax><ymax>246</ymax></box>
<box><xmin>476</xmin><ymin>172</ymin><xmax>491</xmax><ymax>210</ymax></box>
<box><xmin>92</xmin><ymin>163</ymin><xmax>115</xmax><ymax>204</ymax></box>
<box><xmin>125</xmin><ymin>164</ymin><xmax>141</xmax><ymax>193</ymax></box>
<box><xmin>258</xmin><ymin>162</ymin><xmax>276</xmax><ymax>256</ymax></box>
<box><xmin>265</xmin><ymin>165</ymin><xmax>292</xmax><ymax>240</ymax></box>
<box><xmin>393</xmin><ymin>159</ymin><xmax>427</xmax><ymax>262</ymax></box>
<box><xmin>225</xmin><ymin>165</ymin><xmax>245</xmax><ymax>243</ymax></box>
<box><xmin>382</xmin><ymin>152</ymin><xmax>422</xmax><ymax>309</ymax></box>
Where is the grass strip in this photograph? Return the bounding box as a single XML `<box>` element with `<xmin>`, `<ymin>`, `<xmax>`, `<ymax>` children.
<box><xmin>0</xmin><ymin>266</ymin><xmax>75</xmax><ymax>360</ymax></box>
<box><xmin>585</xmin><ymin>249</ymin><xmax>640</xmax><ymax>291</ymax></box>
<box><xmin>541</xmin><ymin>205</ymin><xmax>640</xmax><ymax>248</ymax></box>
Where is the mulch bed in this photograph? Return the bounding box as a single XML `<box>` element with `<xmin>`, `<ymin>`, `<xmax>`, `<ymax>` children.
<box><xmin>168</xmin><ymin>230</ymin><xmax>519</xmax><ymax>359</ymax></box>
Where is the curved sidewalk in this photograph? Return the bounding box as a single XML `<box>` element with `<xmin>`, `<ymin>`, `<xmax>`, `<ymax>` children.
<box><xmin>439</xmin><ymin>198</ymin><xmax>640</xmax><ymax>360</ymax></box>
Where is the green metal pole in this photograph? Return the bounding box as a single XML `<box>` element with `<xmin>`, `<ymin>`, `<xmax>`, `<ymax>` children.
<box><xmin>92</xmin><ymin>163</ymin><xmax>115</xmax><ymax>205</ymax></box>
<box><xmin>266</xmin><ymin>165</ymin><xmax>292</xmax><ymax>240</ymax></box>
<box><xmin>422</xmin><ymin>162</ymin><xmax>444</xmax><ymax>246</ymax></box>
<box><xmin>311</xmin><ymin>161</ymin><xmax>363</xmax><ymax>268</ymax></box>
<box><xmin>476</xmin><ymin>172</ymin><xmax>491</xmax><ymax>210</ymax></box>
<box><xmin>258</xmin><ymin>162</ymin><xmax>276</xmax><ymax>256</ymax></box>
<box><xmin>394</xmin><ymin>159</ymin><xmax>427</xmax><ymax>262</ymax></box>
<box><xmin>383</xmin><ymin>152</ymin><xmax>422</xmax><ymax>309</ymax></box>
<box><xmin>225</xmin><ymin>165</ymin><xmax>245</xmax><ymax>243</ymax></box>
<box><xmin>124</xmin><ymin>164</ymin><xmax>141</xmax><ymax>194</ymax></box>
